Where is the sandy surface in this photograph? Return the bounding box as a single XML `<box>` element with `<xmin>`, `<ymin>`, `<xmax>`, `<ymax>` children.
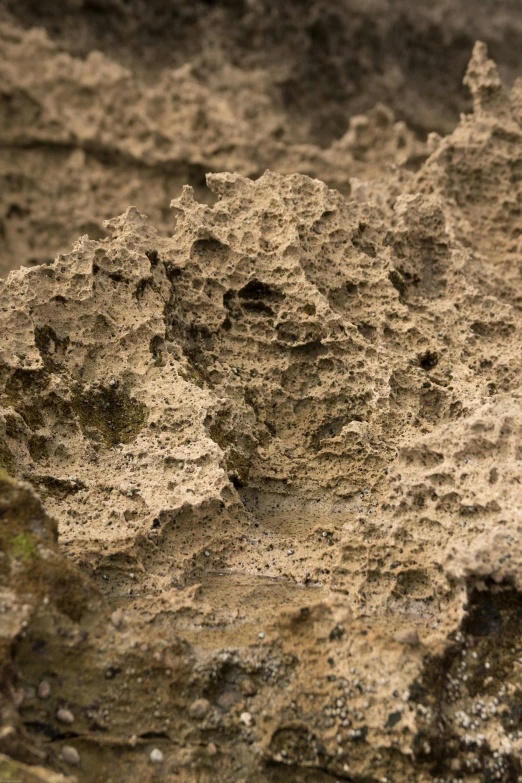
<box><xmin>1</xmin><ymin>3</ymin><xmax>522</xmax><ymax>782</ymax></box>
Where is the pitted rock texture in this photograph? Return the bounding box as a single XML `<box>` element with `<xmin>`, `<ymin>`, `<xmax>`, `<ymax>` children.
<box><xmin>2</xmin><ymin>38</ymin><xmax>522</xmax><ymax>783</ymax></box>
<box><xmin>3</xmin><ymin>0</ymin><xmax>522</xmax><ymax>277</ymax></box>
<box><xmin>0</xmin><ymin>18</ymin><xmax>425</xmax><ymax>277</ymax></box>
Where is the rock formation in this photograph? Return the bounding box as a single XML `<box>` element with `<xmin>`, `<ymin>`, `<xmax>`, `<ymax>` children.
<box><xmin>1</xmin><ymin>19</ymin><xmax>522</xmax><ymax>783</ymax></box>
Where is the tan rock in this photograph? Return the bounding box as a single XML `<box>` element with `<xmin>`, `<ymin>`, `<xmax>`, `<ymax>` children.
<box><xmin>56</xmin><ymin>708</ymin><xmax>75</xmax><ymax>725</ymax></box>
<box><xmin>188</xmin><ymin>699</ymin><xmax>211</xmax><ymax>720</ymax></box>
<box><xmin>393</xmin><ymin>628</ymin><xmax>420</xmax><ymax>647</ymax></box>
<box><xmin>61</xmin><ymin>746</ymin><xmax>80</xmax><ymax>766</ymax></box>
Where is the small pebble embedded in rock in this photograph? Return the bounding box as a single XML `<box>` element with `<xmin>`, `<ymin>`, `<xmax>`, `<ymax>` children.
<box><xmin>217</xmin><ymin>690</ymin><xmax>240</xmax><ymax>711</ymax></box>
<box><xmin>111</xmin><ymin>608</ymin><xmax>125</xmax><ymax>628</ymax></box>
<box><xmin>240</xmin><ymin>679</ymin><xmax>257</xmax><ymax>697</ymax></box>
<box><xmin>37</xmin><ymin>680</ymin><xmax>51</xmax><ymax>699</ymax></box>
<box><xmin>393</xmin><ymin>628</ymin><xmax>420</xmax><ymax>646</ymax></box>
<box><xmin>188</xmin><ymin>698</ymin><xmax>211</xmax><ymax>720</ymax></box>
<box><xmin>62</xmin><ymin>745</ymin><xmax>80</xmax><ymax>766</ymax></box>
<box><xmin>57</xmin><ymin>707</ymin><xmax>75</xmax><ymax>724</ymax></box>
<box><xmin>150</xmin><ymin>748</ymin><xmax>164</xmax><ymax>764</ymax></box>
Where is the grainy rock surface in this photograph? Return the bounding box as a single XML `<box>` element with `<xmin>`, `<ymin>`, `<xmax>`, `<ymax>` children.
<box><xmin>3</xmin><ymin>0</ymin><xmax>522</xmax><ymax>276</ymax></box>
<box><xmin>1</xmin><ymin>6</ymin><xmax>522</xmax><ymax>783</ymax></box>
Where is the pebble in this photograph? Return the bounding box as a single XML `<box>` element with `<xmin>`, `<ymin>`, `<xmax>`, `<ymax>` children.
<box><xmin>110</xmin><ymin>608</ymin><xmax>125</xmax><ymax>628</ymax></box>
<box><xmin>62</xmin><ymin>745</ymin><xmax>80</xmax><ymax>765</ymax></box>
<box><xmin>57</xmin><ymin>707</ymin><xmax>75</xmax><ymax>724</ymax></box>
<box><xmin>38</xmin><ymin>680</ymin><xmax>52</xmax><ymax>700</ymax></box>
<box><xmin>240</xmin><ymin>711</ymin><xmax>254</xmax><ymax>727</ymax></box>
<box><xmin>150</xmin><ymin>748</ymin><xmax>164</xmax><ymax>764</ymax></box>
<box><xmin>393</xmin><ymin>628</ymin><xmax>420</xmax><ymax>646</ymax></box>
<box><xmin>217</xmin><ymin>690</ymin><xmax>239</xmax><ymax>711</ymax></box>
<box><xmin>207</xmin><ymin>742</ymin><xmax>217</xmax><ymax>756</ymax></box>
<box><xmin>240</xmin><ymin>679</ymin><xmax>257</xmax><ymax>697</ymax></box>
<box><xmin>188</xmin><ymin>698</ymin><xmax>211</xmax><ymax>720</ymax></box>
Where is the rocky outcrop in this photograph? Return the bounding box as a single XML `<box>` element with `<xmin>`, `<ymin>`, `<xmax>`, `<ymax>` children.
<box><xmin>1</xmin><ymin>37</ymin><xmax>522</xmax><ymax>783</ymax></box>
<box><xmin>3</xmin><ymin>0</ymin><xmax>522</xmax><ymax>277</ymax></box>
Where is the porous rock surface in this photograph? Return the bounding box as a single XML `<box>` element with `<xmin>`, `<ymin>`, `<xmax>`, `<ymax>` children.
<box><xmin>1</xmin><ymin>42</ymin><xmax>522</xmax><ymax>783</ymax></box>
<box><xmin>3</xmin><ymin>0</ymin><xmax>522</xmax><ymax>277</ymax></box>
<box><xmin>0</xmin><ymin>19</ymin><xmax>424</xmax><ymax>276</ymax></box>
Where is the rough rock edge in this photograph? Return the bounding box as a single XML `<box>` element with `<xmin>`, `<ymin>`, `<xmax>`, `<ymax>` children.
<box><xmin>1</xmin><ymin>42</ymin><xmax>522</xmax><ymax>782</ymax></box>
